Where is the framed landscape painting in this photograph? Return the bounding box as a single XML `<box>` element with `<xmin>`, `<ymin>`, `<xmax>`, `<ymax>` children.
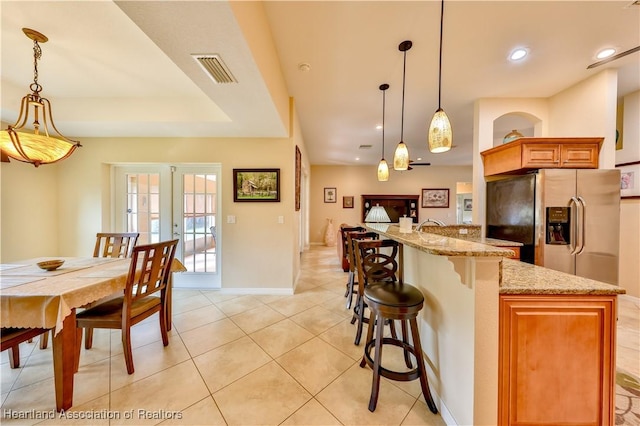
<box><xmin>233</xmin><ymin>168</ymin><xmax>280</xmax><ymax>202</ymax></box>
<box><xmin>422</xmin><ymin>188</ymin><xmax>449</xmax><ymax>208</ymax></box>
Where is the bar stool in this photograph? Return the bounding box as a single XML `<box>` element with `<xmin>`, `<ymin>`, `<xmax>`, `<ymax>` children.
<box><xmin>357</xmin><ymin>241</ymin><xmax>438</xmax><ymax>414</ymax></box>
<box><xmin>345</xmin><ymin>230</ymin><xmax>378</xmax><ymax>310</ymax></box>
<box><xmin>339</xmin><ymin>225</ymin><xmax>364</xmax><ymax>273</ymax></box>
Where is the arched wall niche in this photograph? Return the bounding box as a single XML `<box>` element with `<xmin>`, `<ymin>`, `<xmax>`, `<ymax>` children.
<box><xmin>492</xmin><ymin>111</ymin><xmax>542</xmax><ymax>147</ymax></box>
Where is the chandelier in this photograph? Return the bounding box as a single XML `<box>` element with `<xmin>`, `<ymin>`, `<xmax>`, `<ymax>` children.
<box><xmin>0</xmin><ymin>28</ymin><xmax>81</xmax><ymax>167</ymax></box>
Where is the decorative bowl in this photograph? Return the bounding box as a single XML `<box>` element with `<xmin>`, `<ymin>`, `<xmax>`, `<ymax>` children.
<box><xmin>37</xmin><ymin>259</ymin><xmax>65</xmax><ymax>271</ymax></box>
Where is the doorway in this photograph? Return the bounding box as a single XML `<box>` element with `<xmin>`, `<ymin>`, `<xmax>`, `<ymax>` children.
<box><xmin>113</xmin><ymin>164</ymin><xmax>221</xmax><ymax>288</ymax></box>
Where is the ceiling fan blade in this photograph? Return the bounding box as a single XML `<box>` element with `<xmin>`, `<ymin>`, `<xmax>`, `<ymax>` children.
<box><xmin>587</xmin><ymin>45</ymin><xmax>640</xmax><ymax>69</ymax></box>
<box><xmin>409</xmin><ymin>162</ymin><xmax>431</xmax><ymax>166</ymax></box>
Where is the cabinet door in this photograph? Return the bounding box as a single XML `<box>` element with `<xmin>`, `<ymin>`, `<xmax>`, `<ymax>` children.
<box><xmin>560</xmin><ymin>144</ymin><xmax>599</xmax><ymax>168</ymax></box>
<box><xmin>499</xmin><ymin>295</ymin><xmax>616</xmax><ymax>426</ymax></box>
<box><xmin>522</xmin><ymin>143</ymin><xmax>560</xmax><ymax>167</ymax></box>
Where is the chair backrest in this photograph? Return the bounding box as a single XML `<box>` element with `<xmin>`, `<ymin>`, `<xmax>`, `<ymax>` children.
<box><xmin>346</xmin><ymin>231</ymin><xmax>379</xmax><ymax>274</ymax></box>
<box><xmin>354</xmin><ymin>239</ymin><xmax>401</xmax><ymax>292</ymax></box>
<box><xmin>93</xmin><ymin>232</ymin><xmax>140</xmax><ymax>258</ymax></box>
<box><xmin>124</xmin><ymin>239</ymin><xmax>178</xmax><ymax>306</ymax></box>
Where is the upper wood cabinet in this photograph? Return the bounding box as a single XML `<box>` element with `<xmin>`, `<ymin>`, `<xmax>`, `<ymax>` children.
<box><xmin>481</xmin><ymin>137</ymin><xmax>603</xmax><ymax>176</ymax></box>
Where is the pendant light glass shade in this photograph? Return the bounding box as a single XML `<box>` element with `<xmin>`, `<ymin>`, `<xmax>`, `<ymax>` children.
<box><xmin>377</xmin><ymin>83</ymin><xmax>390</xmax><ymax>181</ymax></box>
<box><xmin>377</xmin><ymin>158</ymin><xmax>389</xmax><ymax>181</ymax></box>
<box><xmin>393</xmin><ymin>40</ymin><xmax>412</xmax><ymax>171</ymax></box>
<box><xmin>393</xmin><ymin>142</ymin><xmax>409</xmax><ymax>170</ymax></box>
<box><xmin>428</xmin><ymin>0</ymin><xmax>452</xmax><ymax>154</ymax></box>
<box><xmin>0</xmin><ymin>28</ymin><xmax>80</xmax><ymax>167</ymax></box>
<box><xmin>428</xmin><ymin>108</ymin><xmax>452</xmax><ymax>153</ymax></box>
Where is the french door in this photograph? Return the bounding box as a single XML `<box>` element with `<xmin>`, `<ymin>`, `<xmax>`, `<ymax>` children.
<box><xmin>113</xmin><ymin>165</ymin><xmax>221</xmax><ymax>288</ymax></box>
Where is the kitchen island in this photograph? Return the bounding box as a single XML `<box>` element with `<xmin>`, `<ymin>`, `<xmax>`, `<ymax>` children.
<box><xmin>363</xmin><ymin>223</ymin><xmax>624</xmax><ymax>426</ymax></box>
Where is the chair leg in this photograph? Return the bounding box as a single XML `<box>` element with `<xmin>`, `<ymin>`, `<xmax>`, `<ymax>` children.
<box><xmin>345</xmin><ymin>272</ymin><xmax>354</xmax><ymax>309</ymax></box>
<box><xmin>122</xmin><ymin>327</ymin><xmax>135</xmax><ymax>375</ymax></box>
<box><xmin>368</xmin><ymin>310</ymin><xmax>385</xmax><ymax>412</ymax></box>
<box><xmin>8</xmin><ymin>345</ymin><xmax>20</xmax><ymax>368</ymax></box>
<box><xmin>39</xmin><ymin>330</ymin><xmax>49</xmax><ymax>349</ymax></box>
<box><xmin>84</xmin><ymin>328</ymin><xmax>94</xmax><ymax>349</ymax></box>
<box><xmin>360</xmin><ymin>309</ymin><xmax>377</xmax><ymax>368</ymax></box>
<box><xmin>354</xmin><ymin>297</ymin><xmax>366</xmax><ymax>346</ymax></box>
<box><xmin>409</xmin><ymin>317</ymin><xmax>438</xmax><ymax>414</ymax></box>
<box><xmin>401</xmin><ymin>320</ymin><xmax>413</xmax><ymax>369</ymax></box>
<box><xmin>159</xmin><ymin>311</ymin><xmax>169</xmax><ymax>347</ymax></box>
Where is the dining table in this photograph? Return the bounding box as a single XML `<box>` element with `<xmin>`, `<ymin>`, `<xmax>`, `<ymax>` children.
<box><xmin>0</xmin><ymin>255</ymin><xmax>185</xmax><ymax>412</ymax></box>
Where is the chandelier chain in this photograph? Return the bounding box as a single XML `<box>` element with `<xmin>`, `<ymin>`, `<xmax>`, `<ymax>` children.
<box><xmin>31</xmin><ymin>39</ymin><xmax>43</xmax><ymax>94</ymax></box>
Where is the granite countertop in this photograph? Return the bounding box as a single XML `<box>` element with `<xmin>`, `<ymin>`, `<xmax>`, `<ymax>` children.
<box><xmin>500</xmin><ymin>258</ymin><xmax>625</xmax><ymax>296</ymax></box>
<box><xmin>363</xmin><ymin>223</ymin><xmax>515</xmax><ymax>258</ymax></box>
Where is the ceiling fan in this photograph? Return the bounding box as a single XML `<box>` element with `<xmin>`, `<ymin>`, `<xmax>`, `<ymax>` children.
<box><xmin>407</xmin><ymin>160</ymin><xmax>431</xmax><ymax>170</ymax></box>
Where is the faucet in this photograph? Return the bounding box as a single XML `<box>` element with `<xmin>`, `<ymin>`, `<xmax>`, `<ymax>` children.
<box><xmin>415</xmin><ymin>218</ymin><xmax>446</xmax><ymax>231</ymax></box>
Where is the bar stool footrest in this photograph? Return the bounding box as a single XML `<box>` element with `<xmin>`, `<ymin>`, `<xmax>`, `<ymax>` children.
<box><xmin>361</xmin><ymin>337</ymin><xmax>421</xmax><ymax>382</ymax></box>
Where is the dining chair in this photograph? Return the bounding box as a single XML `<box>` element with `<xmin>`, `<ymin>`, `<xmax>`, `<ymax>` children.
<box><xmin>1</xmin><ymin>327</ymin><xmax>48</xmax><ymax>368</ymax></box>
<box><xmin>75</xmin><ymin>239</ymin><xmax>178</xmax><ymax>374</ymax></box>
<box><xmin>93</xmin><ymin>232</ymin><xmax>140</xmax><ymax>258</ymax></box>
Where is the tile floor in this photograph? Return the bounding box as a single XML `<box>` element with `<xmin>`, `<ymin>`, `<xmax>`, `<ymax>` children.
<box><xmin>1</xmin><ymin>245</ymin><xmax>638</xmax><ymax>426</ymax></box>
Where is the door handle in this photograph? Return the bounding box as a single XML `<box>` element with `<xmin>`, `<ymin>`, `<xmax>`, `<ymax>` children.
<box><xmin>576</xmin><ymin>196</ymin><xmax>586</xmax><ymax>255</ymax></box>
<box><xmin>569</xmin><ymin>197</ymin><xmax>580</xmax><ymax>255</ymax></box>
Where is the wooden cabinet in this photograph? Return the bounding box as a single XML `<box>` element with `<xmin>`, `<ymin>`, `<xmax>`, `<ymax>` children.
<box><xmin>499</xmin><ymin>295</ymin><xmax>616</xmax><ymax>425</ymax></box>
<box><xmin>481</xmin><ymin>137</ymin><xmax>603</xmax><ymax>176</ymax></box>
<box><xmin>361</xmin><ymin>194</ymin><xmax>419</xmax><ymax>223</ymax></box>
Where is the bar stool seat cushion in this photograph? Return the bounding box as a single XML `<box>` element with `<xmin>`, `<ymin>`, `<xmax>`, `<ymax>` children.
<box><xmin>365</xmin><ymin>282</ymin><xmax>424</xmax><ymax>308</ymax></box>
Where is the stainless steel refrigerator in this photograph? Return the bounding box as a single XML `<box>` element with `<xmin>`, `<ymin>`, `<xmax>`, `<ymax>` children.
<box><xmin>486</xmin><ymin>169</ymin><xmax>620</xmax><ymax>285</ymax></box>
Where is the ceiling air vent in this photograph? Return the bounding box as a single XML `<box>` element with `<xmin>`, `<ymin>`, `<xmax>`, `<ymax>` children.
<box><xmin>359</xmin><ymin>144</ymin><xmax>373</xmax><ymax>149</ymax></box>
<box><xmin>192</xmin><ymin>54</ymin><xmax>237</xmax><ymax>84</ymax></box>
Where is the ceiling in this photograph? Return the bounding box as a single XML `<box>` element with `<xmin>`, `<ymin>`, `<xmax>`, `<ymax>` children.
<box><xmin>1</xmin><ymin>1</ymin><xmax>639</xmax><ymax>167</ymax></box>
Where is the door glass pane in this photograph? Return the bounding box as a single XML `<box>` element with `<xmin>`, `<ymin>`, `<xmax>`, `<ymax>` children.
<box><xmin>125</xmin><ymin>173</ymin><xmax>160</xmax><ymax>245</ymax></box>
<box><xmin>182</xmin><ymin>173</ymin><xmax>217</xmax><ymax>273</ymax></box>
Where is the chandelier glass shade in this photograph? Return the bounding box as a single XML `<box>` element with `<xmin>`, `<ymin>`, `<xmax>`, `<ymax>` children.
<box><xmin>393</xmin><ymin>40</ymin><xmax>412</xmax><ymax>171</ymax></box>
<box><xmin>0</xmin><ymin>28</ymin><xmax>80</xmax><ymax>167</ymax></box>
<box><xmin>428</xmin><ymin>0</ymin><xmax>452</xmax><ymax>154</ymax></box>
<box><xmin>377</xmin><ymin>83</ymin><xmax>390</xmax><ymax>181</ymax></box>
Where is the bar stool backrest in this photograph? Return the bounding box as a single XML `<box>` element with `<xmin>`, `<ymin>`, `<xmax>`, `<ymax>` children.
<box><xmin>346</xmin><ymin>231</ymin><xmax>379</xmax><ymax>275</ymax></box>
<box><xmin>354</xmin><ymin>239</ymin><xmax>401</xmax><ymax>293</ymax></box>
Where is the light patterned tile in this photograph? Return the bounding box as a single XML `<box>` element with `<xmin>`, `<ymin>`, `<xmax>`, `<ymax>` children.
<box><xmin>215</xmin><ymin>295</ymin><xmax>264</xmax><ymax>317</ymax></box>
<box><xmin>193</xmin><ymin>336</ymin><xmax>271</xmax><ymax>394</ymax></box>
<box><xmin>289</xmin><ymin>305</ymin><xmax>346</xmax><ymax>335</ymax></box>
<box><xmin>229</xmin><ymin>304</ymin><xmax>286</xmax><ymax>334</ymax></box>
<box><xmin>158</xmin><ymin>396</ymin><xmax>226</xmax><ymax>425</ymax></box>
<box><xmin>276</xmin><ymin>337</ymin><xmax>356</xmax><ymax>395</ymax></box>
<box><xmin>249</xmin><ymin>319</ymin><xmax>314</xmax><ymax>358</ymax></box>
<box><xmin>180</xmin><ymin>318</ymin><xmax>245</xmax><ymax>357</ymax></box>
<box><xmin>401</xmin><ymin>399</ymin><xmax>446</xmax><ymax>426</ymax></box>
<box><xmin>212</xmin><ymin>362</ymin><xmax>311</xmax><ymax>425</ymax></box>
<box><xmin>281</xmin><ymin>398</ymin><xmax>341</xmax><ymax>425</ymax></box>
<box><xmin>171</xmin><ymin>304</ymin><xmax>227</xmax><ymax>333</ymax></box>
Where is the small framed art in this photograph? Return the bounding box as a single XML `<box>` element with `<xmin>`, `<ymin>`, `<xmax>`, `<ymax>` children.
<box><xmin>343</xmin><ymin>196</ymin><xmax>354</xmax><ymax>208</ymax></box>
<box><xmin>422</xmin><ymin>188</ymin><xmax>449</xmax><ymax>208</ymax></box>
<box><xmin>617</xmin><ymin>161</ymin><xmax>640</xmax><ymax>199</ymax></box>
<box><xmin>324</xmin><ymin>187</ymin><xmax>337</xmax><ymax>203</ymax></box>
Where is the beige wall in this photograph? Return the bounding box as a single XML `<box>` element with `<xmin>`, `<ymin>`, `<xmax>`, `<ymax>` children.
<box><xmin>1</xmin><ymin>134</ymin><xmax>309</xmax><ymax>291</ymax></box>
<box><xmin>309</xmin><ymin>165</ymin><xmax>472</xmax><ymax>244</ymax></box>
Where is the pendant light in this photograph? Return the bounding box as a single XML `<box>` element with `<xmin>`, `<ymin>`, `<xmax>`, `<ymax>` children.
<box><xmin>428</xmin><ymin>0</ymin><xmax>452</xmax><ymax>154</ymax></box>
<box><xmin>0</xmin><ymin>28</ymin><xmax>81</xmax><ymax>167</ymax></box>
<box><xmin>393</xmin><ymin>40</ymin><xmax>412</xmax><ymax>171</ymax></box>
<box><xmin>377</xmin><ymin>83</ymin><xmax>390</xmax><ymax>181</ymax></box>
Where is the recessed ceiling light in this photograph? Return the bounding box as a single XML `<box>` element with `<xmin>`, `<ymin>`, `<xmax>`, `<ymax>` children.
<box><xmin>298</xmin><ymin>62</ymin><xmax>311</xmax><ymax>72</ymax></box>
<box><xmin>355</xmin><ymin>157</ymin><xmax>360</xmax><ymax>161</ymax></box>
<box><xmin>509</xmin><ymin>48</ymin><xmax>528</xmax><ymax>61</ymax></box>
<box><xmin>376</xmin><ymin>124</ymin><xmax>383</xmax><ymax>130</ymax></box>
<box><xmin>596</xmin><ymin>48</ymin><xmax>616</xmax><ymax>59</ymax></box>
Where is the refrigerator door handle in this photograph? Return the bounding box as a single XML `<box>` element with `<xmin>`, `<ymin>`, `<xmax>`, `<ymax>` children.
<box><xmin>576</xmin><ymin>196</ymin><xmax>587</xmax><ymax>255</ymax></box>
<box><xmin>569</xmin><ymin>197</ymin><xmax>581</xmax><ymax>255</ymax></box>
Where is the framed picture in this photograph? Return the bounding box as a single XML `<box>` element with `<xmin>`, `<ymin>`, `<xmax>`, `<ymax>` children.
<box><xmin>324</xmin><ymin>187</ymin><xmax>337</xmax><ymax>203</ymax></box>
<box><xmin>233</xmin><ymin>168</ymin><xmax>280</xmax><ymax>202</ymax></box>
<box><xmin>422</xmin><ymin>188</ymin><xmax>449</xmax><ymax>208</ymax></box>
<box><xmin>343</xmin><ymin>196</ymin><xmax>354</xmax><ymax>208</ymax></box>
<box><xmin>463</xmin><ymin>198</ymin><xmax>472</xmax><ymax>211</ymax></box>
<box><xmin>617</xmin><ymin>161</ymin><xmax>640</xmax><ymax>199</ymax></box>
<box><xmin>295</xmin><ymin>146</ymin><xmax>301</xmax><ymax>211</ymax></box>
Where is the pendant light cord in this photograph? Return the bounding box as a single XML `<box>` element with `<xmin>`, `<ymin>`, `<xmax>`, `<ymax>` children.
<box><xmin>382</xmin><ymin>87</ymin><xmax>386</xmax><ymax>157</ymax></box>
<box><xmin>401</xmin><ymin>49</ymin><xmax>406</xmax><ymax>141</ymax></box>
<box><xmin>437</xmin><ymin>0</ymin><xmax>444</xmax><ymax>109</ymax></box>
